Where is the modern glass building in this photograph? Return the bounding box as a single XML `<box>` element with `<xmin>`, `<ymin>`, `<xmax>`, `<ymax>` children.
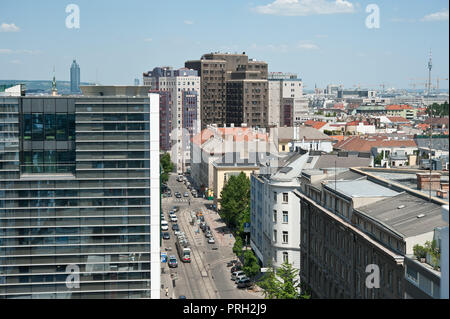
<box><xmin>0</xmin><ymin>87</ymin><xmax>160</xmax><ymax>299</ymax></box>
<box><xmin>70</xmin><ymin>60</ymin><xmax>81</xmax><ymax>94</ymax></box>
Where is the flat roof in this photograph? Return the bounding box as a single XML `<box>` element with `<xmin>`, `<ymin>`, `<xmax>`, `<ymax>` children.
<box><xmin>325</xmin><ymin>179</ymin><xmax>400</xmax><ymax>198</ymax></box>
<box><xmin>357</xmin><ymin>192</ymin><xmax>446</xmax><ymax>238</ymax></box>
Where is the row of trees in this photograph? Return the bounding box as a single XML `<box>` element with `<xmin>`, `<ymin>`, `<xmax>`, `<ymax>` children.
<box><xmin>426</xmin><ymin>101</ymin><xmax>449</xmax><ymax>117</ymax></box>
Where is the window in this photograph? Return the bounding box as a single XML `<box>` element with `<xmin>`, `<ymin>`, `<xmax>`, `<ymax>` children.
<box><xmin>282</xmin><ymin>231</ymin><xmax>288</xmax><ymax>244</ymax></box>
<box><xmin>273</xmin><ymin>230</ymin><xmax>277</xmax><ymax>243</ymax></box>
<box><xmin>283</xmin><ymin>193</ymin><xmax>288</xmax><ymax>203</ymax></box>
<box><xmin>44</xmin><ymin>114</ymin><xmax>56</xmax><ymax>140</ymax></box>
<box><xmin>273</xmin><ymin>210</ymin><xmax>277</xmax><ymax>223</ymax></box>
<box><xmin>273</xmin><ymin>192</ymin><xmax>277</xmax><ymax>202</ymax></box>
<box><xmin>32</xmin><ymin>113</ymin><xmax>44</xmax><ymax>140</ymax></box>
<box><xmin>282</xmin><ymin>252</ymin><xmax>289</xmax><ymax>263</ymax></box>
<box><xmin>282</xmin><ymin>211</ymin><xmax>288</xmax><ymax>223</ymax></box>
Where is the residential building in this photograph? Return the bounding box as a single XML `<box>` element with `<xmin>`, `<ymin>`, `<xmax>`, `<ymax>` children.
<box><xmin>268</xmin><ymin>72</ymin><xmax>305</xmax><ymax>127</ymax></box>
<box><xmin>295</xmin><ymin>167</ymin><xmax>447</xmax><ymax>299</ymax></box>
<box><xmin>0</xmin><ymin>86</ymin><xmax>160</xmax><ymax>299</ymax></box>
<box><xmin>70</xmin><ymin>60</ymin><xmax>81</xmax><ymax>94</ymax></box>
<box><xmin>190</xmin><ymin>124</ymin><xmax>270</xmax><ymax>196</ymax></box>
<box><xmin>385</xmin><ymin>105</ymin><xmax>418</xmax><ymax>120</ymax></box>
<box><xmin>275</xmin><ymin>126</ymin><xmax>334</xmax><ymax>153</ymax></box>
<box><xmin>143</xmin><ymin>67</ymin><xmax>200</xmax><ymax>173</ymax></box>
<box><xmin>185</xmin><ymin>52</ymin><xmax>269</xmax><ymax>129</ymax></box>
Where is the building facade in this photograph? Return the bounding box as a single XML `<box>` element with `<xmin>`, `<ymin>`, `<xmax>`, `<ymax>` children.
<box><xmin>143</xmin><ymin>67</ymin><xmax>200</xmax><ymax>174</ymax></box>
<box><xmin>185</xmin><ymin>52</ymin><xmax>269</xmax><ymax>129</ymax></box>
<box><xmin>0</xmin><ymin>87</ymin><xmax>160</xmax><ymax>299</ymax></box>
<box><xmin>70</xmin><ymin>60</ymin><xmax>81</xmax><ymax>94</ymax></box>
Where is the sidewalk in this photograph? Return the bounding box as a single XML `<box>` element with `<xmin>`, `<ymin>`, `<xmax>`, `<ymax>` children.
<box><xmin>203</xmin><ymin>209</ymin><xmax>235</xmax><ymax>248</ymax></box>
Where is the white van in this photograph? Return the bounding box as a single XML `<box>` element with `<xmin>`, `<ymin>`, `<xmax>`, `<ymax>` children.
<box><xmin>161</xmin><ymin>221</ymin><xmax>169</xmax><ymax>231</ymax></box>
<box><xmin>231</xmin><ymin>270</ymin><xmax>245</xmax><ymax>281</ymax></box>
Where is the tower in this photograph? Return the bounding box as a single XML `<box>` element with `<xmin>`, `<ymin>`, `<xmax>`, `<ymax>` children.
<box><xmin>70</xmin><ymin>59</ymin><xmax>81</xmax><ymax>93</ymax></box>
<box><xmin>51</xmin><ymin>67</ymin><xmax>58</xmax><ymax>96</ymax></box>
<box><xmin>427</xmin><ymin>50</ymin><xmax>432</xmax><ymax>96</ymax></box>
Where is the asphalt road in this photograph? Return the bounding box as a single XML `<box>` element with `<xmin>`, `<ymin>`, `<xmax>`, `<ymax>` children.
<box><xmin>160</xmin><ymin>173</ymin><xmax>263</xmax><ymax>300</ymax></box>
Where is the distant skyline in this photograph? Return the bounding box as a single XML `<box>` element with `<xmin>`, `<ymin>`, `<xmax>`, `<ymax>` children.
<box><xmin>0</xmin><ymin>0</ymin><xmax>448</xmax><ymax>90</ymax></box>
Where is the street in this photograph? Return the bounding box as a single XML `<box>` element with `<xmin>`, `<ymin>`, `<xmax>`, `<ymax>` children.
<box><xmin>160</xmin><ymin>173</ymin><xmax>264</xmax><ymax>299</ymax></box>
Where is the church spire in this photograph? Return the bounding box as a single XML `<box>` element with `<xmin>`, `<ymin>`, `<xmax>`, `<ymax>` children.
<box><xmin>51</xmin><ymin>66</ymin><xmax>58</xmax><ymax>96</ymax></box>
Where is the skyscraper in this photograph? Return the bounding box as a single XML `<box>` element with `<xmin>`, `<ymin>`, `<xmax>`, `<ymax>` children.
<box><xmin>70</xmin><ymin>60</ymin><xmax>81</xmax><ymax>94</ymax></box>
<box><xmin>0</xmin><ymin>86</ymin><xmax>160</xmax><ymax>299</ymax></box>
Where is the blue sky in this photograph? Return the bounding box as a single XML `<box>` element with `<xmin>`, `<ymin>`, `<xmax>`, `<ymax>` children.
<box><xmin>0</xmin><ymin>0</ymin><xmax>448</xmax><ymax>90</ymax></box>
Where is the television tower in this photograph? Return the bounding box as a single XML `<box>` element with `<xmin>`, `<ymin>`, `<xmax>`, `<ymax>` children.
<box><xmin>427</xmin><ymin>50</ymin><xmax>432</xmax><ymax>96</ymax></box>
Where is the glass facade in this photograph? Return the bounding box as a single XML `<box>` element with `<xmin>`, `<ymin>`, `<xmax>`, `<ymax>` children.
<box><xmin>0</xmin><ymin>97</ymin><xmax>152</xmax><ymax>299</ymax></box>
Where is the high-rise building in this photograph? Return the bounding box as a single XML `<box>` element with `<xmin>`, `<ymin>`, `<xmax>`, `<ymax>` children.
<box><xmin>70</xmin><ymin>60</ymin><xmax>81</xmax><ymax>94</ymax></box>
<box><xmin>0</xmin><ymin>86</ymin><xmax>160</xmax><ymax>299</ymax></box>
<box><xmin>268</xmin><ymin>72</ymin><xmax>305</xmax><ymax>127</ymax></box>
<box><xmin>185</xmin><ymin>52</ymin><xmax>269</xmax><ymax>129</ymax></box>
<box><xmin>143</xmin><ymin>67</ymin><xmax>200</xmax><ymax>174</ymax></box>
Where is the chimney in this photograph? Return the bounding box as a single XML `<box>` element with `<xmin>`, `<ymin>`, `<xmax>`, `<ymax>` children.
<box><xmin>416</xmin><ymin>173</ymin><xmax>441</xmax><ymax>191</ymax></box>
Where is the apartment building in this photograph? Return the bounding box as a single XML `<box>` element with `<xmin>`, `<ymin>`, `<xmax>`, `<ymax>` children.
<box><xmin>268</xmin><ymin>72</ymin><xmax>306</xmax><ymax>127</ymax></box>
<box><xmin>185</xmin><ymin>52</ymin><xmax>269</xmax><ymax>129</ymax></box>
<box><xmin>0</xmin><ymin>86</ymin><xmax>160</xmax><ymax>299</ymax></box>
<box><xmin>143</xmin><ymin>67</ymin><xmax>200</xmax><ymax>173</ymax></box>
<box><xmin>294</xmin><ymin>167</ymin><xmax>447</xmax><ymax>299</ymax></box>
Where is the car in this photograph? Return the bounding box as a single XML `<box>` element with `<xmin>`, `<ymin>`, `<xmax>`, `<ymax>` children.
<box><xmin>199</xmin><ymin>223</ymin><xmax>207</xmax><ymax>231</ymax></box>
<box><xmin>178</xmin><ymin>295</ymin><xmax>187</xmax><ymax>299</ymax></box>
<box><xmin>231</xmin><ymin>270</ymin><xmax>245</xmax><ymax>281</ymax></box>
<box><xmin>170</xmin><ymin>216</ymin><xmax>178</xmax><ymax>222</ymax></box>
<box><xmin>175</xmin><ymin>193</ymin><xmax>182</xmax><ymax>198</ymax></box>
<box><xmin>205</xmin><ymin>231</ymin><xmax>212</xmax><ymax>238</ymax></box>
<box><xmin>173</xmin><ymin>206</ymin><xmax>180</xmax><ymax>212</ymax></box>
<box><xmin>168</xmin><ymin>255</ymin><xmax>178</xmax><ymax>268</ymax></box>
<box><xmin>237</xmin><ymin>278</ymin><xmax>252</xmax><ymax>289</ymax></box>
<box><xmin>235</xmin><ymin>274</ymin><xmax>248</xmax><ymax>284</ymax></box>
<box><xmin>162</xmin><ymin>232</ymin><xmax>170</xmax><ymax>240</ymax></box>
<box><xmin>172</xmin><ymin>224</ymin><xmax>180</xmax><ymax>231</ymax></box>
<box><xmin>207</xmin><ymin>237</ymin><xmax>215</xmax><ymax>244</ymax></box>
<box><xmin>199</xmin><ymin>216</ymin><xmax>205</xmax><ymax>222</ymax></box>
<box><xmin>230</xmin><ymin>265</ymin><xmax>242</xmax><ymax>273</ymax></box>
<box><xmin>183</xmin><ymin>192</ymin><xmax>189</xmax><ymax>197</ymax></box>
<box><xmin>161</xmin><ymin>221</ymin><xmax>169</xmax><ymax>231</ymax></box>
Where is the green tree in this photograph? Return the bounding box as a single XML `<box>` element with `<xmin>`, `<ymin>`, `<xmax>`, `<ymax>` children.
<box><xmin>160</xmin><ymin>153</ymin><xmax>174</xmax><ymax>184</ymax></box>
<box><xmin>233</xmin><ymin>236</ymin><xmax>243</xmax><ymax>256</ymax></box>
<box><xmin>258</xmin><ymin>261</ymin><xmax>310</xmax><ymax>299</ymax></box>
<box><xmin>219</xmin><ymin>172</ymin><xmax>250</xmax><ymax>231</ymax></box>
<box><xmin>243</xmin><ymin>250</ymin><xmax>260</xmax><ymax>278</ymax></box>
<box><xmin>374</xmin><ymin>153</ymin><xmax>383</xmax><ymax>166</ymax></box>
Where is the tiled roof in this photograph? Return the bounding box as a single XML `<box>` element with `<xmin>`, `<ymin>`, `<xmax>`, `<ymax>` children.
<box><xmin>334</xmin><ymin>136</ymin><xmax>417</xmax><ymax>152</ymax></box>
<box><xmin>304</xmin><ymin>120</ymin><xmax>327</xmax><ymax>130</ymax></box>
<box><xmin>387</xmin><ymin>116</ymin><xmax>409</xmax><ymax>123</ymax></box>
<box><xmin>386</xmin><ymin>104</ymin><xmax>413</xmax><ymax>110</ymax></box>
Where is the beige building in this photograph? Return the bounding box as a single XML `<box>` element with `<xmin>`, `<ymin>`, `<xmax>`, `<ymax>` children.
<box><xmin>212</xmin><ymin>157</ymin><xmax>260</xmax><ymax>209</ymax></box>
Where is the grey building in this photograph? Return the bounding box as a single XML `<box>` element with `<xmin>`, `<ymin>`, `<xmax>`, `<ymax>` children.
<box><xmin>0</xmin><ymin>86</ymin><xmax>160</xmax><ymax>299</ymax></box>
<box><xmin>70</xmin><ymin>60</ymin><xmax>81</xmax><ymax>94</ymax></box>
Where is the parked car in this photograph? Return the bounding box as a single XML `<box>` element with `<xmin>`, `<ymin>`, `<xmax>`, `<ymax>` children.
<box><xmin>230</xmin><ymin>265</ymin><xmax>242</xmax><ymax>273</ymax></box>
<box><xmin>235</xmin><ymin>274</ymin><xmax>248</xmax><ymax>284</ymax></box>
<box><xmin>172</xmin><ymin>224</ymin><xmax>180</xmax><ymax>231</ymax></box>
<box><xmin>237</xmin><ymin>278</ymin><xmax>252</xmax><ymax>289</ymax></box>
<box><xmin>168</xmin><ymin>255</ymin><xmax>178</xmax><ymax>268</ymax></box>
<box><xmin>162</xmin><ymin>232</ymin><xmax>170</xmax><ymax>240</ymax></box>
<box><xmin>207</xmin><ymin>237</ymin><xmax>215</xmax><ymax>244</ymax></box>
<box><xmin>170</xmin><ymin>215</ymin><xmax>178</xmax><ymax>222</ymax></box>
<box><xmin>161</xmin><ymin>221</ymin><xmax>169</xmax><ymax>231</ymax></box>
<box><xmin>175</xmin><ymin>192</ymin><xmax>182</xmax><ymax>198</ymax></box>
<box><xmin>205</xmin><ymin>231</ymin><xmax>213</xmax><ymax>238</ymax></box>
<box><xmin>199</xmin><ymin>223</ymin><xmax>207</xmax><ymax>231</ymax></box>
<box><xmin>231</xmin><ymin>270</ymin><xmax>245</xmax><ymax>281</ymax></box>
<box><xmin>183</xmin><ymin>192</ymin><xmax>189</xmax><ymax>197</ymax></box>
<box><xmin>172</xmin><ymin>206</ymin><xmax>180</xmax><ymax>212</ymax></box>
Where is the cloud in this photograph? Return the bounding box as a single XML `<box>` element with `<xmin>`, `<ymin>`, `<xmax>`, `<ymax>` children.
<box><xmin>297</xmin><ymin>43</ymin><xmax>320</xmax><ymax>50</ymax></box>
<box><xmin>421</xmin><ymin>9</ymin><xmax>449</xmax><ymax>22</ymax></box>
<box><xmin>253</xmin><ymin>0</ymin><xmax>355</xmax><ymax>16</ymax></box>
<box><xmin>144</xmin><ymin>38</ymin><xmax>153</xmax><ymax>42</ymax></box>
<box><xmin>0</xmin><ymin>23</ymin><xmax>20</xmax><ymax>32</ymax></box>
<box><xmin>0</xmin><ymin>49</ymin><xmax>41</xmax><ymax>55</ymax></box>
<box><xmin>184</xmin><ymin>20</ymin><xmax>194</xmax><ymax>25</ymax></box>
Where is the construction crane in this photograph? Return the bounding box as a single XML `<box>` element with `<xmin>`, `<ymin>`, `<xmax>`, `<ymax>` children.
<box><xmin>436</xmin><ymin>77</ymin><xmax>449</xmax><ymax>95</ymax></box>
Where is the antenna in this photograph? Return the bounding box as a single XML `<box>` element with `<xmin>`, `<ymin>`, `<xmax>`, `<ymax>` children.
<box><xmin>427</xmin><ymin>49</ymin><xmax>432</xmax><ymax>96</ymax></box>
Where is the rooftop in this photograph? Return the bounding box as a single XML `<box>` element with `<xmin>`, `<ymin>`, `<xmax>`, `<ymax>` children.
<box><xmin>324</xmin><ymin>179</ymin><xmax>400</xmax><ymax>198</ymax></box>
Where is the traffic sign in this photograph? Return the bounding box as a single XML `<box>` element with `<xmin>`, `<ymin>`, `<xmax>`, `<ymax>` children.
<box><xmin>244</xmin><ymin>222</ymin><xmax>250</xmax><ymax>233</ymax></box>
<box><xmin>161</xmin><ymin>252</ymin><xmax>167</xmax><ymax>263</ymax></box>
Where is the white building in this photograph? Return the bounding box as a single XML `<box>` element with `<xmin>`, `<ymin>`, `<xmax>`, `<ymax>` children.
<box><xmin>442</xmin><ymin>205</ymin><xmax>449</xmax><ymax>299</ymax></box>
<box><xmin>250</xmin><ymin>153</ymin><xmax>310</xmax><ymax>270</ymax></box>
<box><xmin>143</xmin><ymin>67</ymin><xmax>201</xmax><ymax>173</ymax></box>
<box><xmin>268</xmin><ymin>73</ymin><xmax>304</xmax><ymax>127</ymax></box>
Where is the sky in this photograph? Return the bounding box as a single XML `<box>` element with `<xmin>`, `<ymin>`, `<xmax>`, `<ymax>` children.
<box><xmin>0</xmin><ymin>0</ymin><xmax>449</xmax><ymax>90</ymax></box>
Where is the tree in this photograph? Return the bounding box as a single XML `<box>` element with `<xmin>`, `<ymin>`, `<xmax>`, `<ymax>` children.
<box><xmin>160</xmin><ymin>153</ymin><xmax>174</xmax><ymax>184</ymax></box>
<box><xmin>219</xmin><ymin>172</ymin><xmax>250</xmax><ymax>231</ymax></box>
<box><xmin>374</xmin><ymin>153</ymin><xmax>383</xmax><ymax>166</ymax></box>
<box><xmin>233</xmin><ymin>236</ymin><xmax>243</xmax><ymax>256</ymax></box>
<box><xmin>258</xmin><ymin>261</ymin><xmax>310</xmax><ymax>299</ymax></box>
<box><xmin>243</xmin><ymin>250</ymin><xmax>260</xmax><ymax>278</ymax></box>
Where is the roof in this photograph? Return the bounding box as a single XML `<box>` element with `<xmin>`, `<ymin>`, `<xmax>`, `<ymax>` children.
<box><xmin>191</xmin><ymin>127</ymin><xmax>268</xmax><ymax>146</ymax></box>
<box><xmin>313</xmin><ymin>153</ymin><xmax>372</xmax><ymax>169</ymax></box>
<box><xmin>334</xmin><ymin>136</ymin><xmax>417</xmax><ymax>152</ymax></box>
<box><xmin>387</xmin><ymin>116</ymin><xmax>409</xmax><ymax>123</ymax></box>
<box><xmin>325</xmin><ymin>179</ymin><xmax>400</xmax><ymax>199</ymax></box>
<box><xmin>304</xmin><ymin>120</ymin><xmax>327</xmax><ymax>130</ymax></box>
<box><xmin>425</xmin><ymin>117</ymin><xmax>449</xmax><ymax>126</ymax></box>
<box><xmin>415</xmin><ymin>136</ymin><xmax>449</xmax><ymax>151</ymax></box>
<box><xmin>386</xmin><ymin>104</ymin><xmax>413</xmax><ymax>111</ymax></box>
<box><xmin>357</xmin><ymin>192</ymin><xmax>447</xmax><ymax>238</ymax></box>
<box><xmin>330</xmin><ymin>135</ymin><xmax>346</xmax><ymax>142</ymax></box>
